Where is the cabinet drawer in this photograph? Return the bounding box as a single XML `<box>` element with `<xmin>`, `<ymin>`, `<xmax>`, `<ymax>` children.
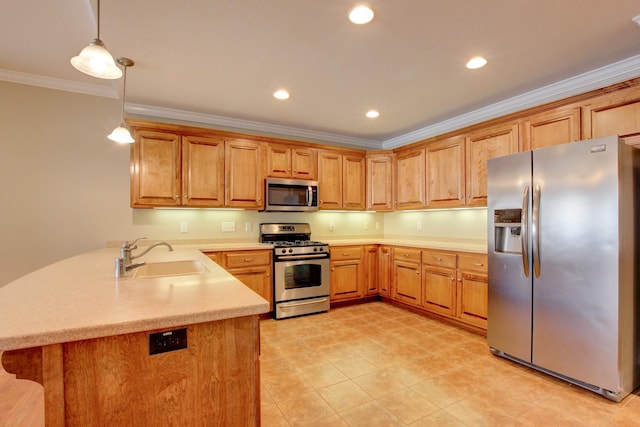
<box><xmin>422</xmin><ymin>250</ymin><xmax>456</xmax><ymax>268</ymax></box>
<box><xmin>224</xmin><ymin>250</ymin><xmax>271</xmax><ymax>268</ymax></box>
<box><xmin>330</xmin><ymin>246</ymin><xmax>363</xmax><ymax>261</ymax></box>
<box><xmin>393</xmin><ymin>247</ymin><xmax>422</xmax><ymax>262</ymax></box>
<box><xmin>458</xmin><ymin>253</ymin><xmax>488</xmax><ymax>273</ymax></box>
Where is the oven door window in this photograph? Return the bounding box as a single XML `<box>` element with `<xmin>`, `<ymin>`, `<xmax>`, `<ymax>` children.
<box><xmin>284</xmin><ymin>263</ymin><xmax>322</xmax><ymax>289</ymax></box>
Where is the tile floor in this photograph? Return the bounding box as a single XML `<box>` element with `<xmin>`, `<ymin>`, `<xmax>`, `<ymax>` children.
<box><xmin>260</xmin><ymin>302</ymin><xmax>640</xmax><ymax>426</ymax></box>
<box><xmin>2</xmin><ymin>301</ymin><xmax>640</xmax><ymax>426</ymax></box>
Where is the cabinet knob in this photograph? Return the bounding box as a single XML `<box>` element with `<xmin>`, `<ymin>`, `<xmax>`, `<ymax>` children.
<box><xmin>331</xmin><ymin>267</ymin><xmax>335</xmax><ymax>271</ymax></box>
<box><xmin>457</xmin><ymin>278</ymin><xmax>462</xmax><ymax>282</ymax></box>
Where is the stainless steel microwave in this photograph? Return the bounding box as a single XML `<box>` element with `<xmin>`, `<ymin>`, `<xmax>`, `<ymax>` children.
<box><xmin>263</xmin><ymin>178</ymin><xmax>319</xmax><ymax>212</ymax></box>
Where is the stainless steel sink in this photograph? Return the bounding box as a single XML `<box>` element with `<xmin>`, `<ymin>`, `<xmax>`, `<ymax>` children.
<box><xmin>133</xmin><ymin>260</ymin><xmax>208</xmax><ymax>278</ymax></box>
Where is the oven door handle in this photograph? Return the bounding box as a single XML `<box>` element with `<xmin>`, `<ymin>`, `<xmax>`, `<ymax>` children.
<box><xmin>276</xmin><ymin>254</ymin><xmax>329</xmax><ymax>260</ymax></box>
<box><xmin>278</xmin><ymin>297</ymin><xmax>329</xmax><ymax>308</ymax></box>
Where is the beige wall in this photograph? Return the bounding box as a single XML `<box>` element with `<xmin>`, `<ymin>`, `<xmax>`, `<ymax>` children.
<box><xmin>0</xmin><ymin>81</ymin><xmax>487</xmax><ymax>287</ymax></box>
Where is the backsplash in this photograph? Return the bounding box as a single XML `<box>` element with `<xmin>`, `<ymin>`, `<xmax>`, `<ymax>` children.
<box><xmin>114</xmin><ymin>208</ymin><xmax>487</xmax><ymax>244</ymax></box>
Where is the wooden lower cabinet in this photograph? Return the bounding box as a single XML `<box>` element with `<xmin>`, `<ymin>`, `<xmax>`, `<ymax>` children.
<box><xmin>456</xmin><ymin>253</ymin><xmax>488</xmax><ymax>329</ymax></box>
<box><xmin>421</xmin><ymin>250</ymin><xmax>457</xmax><ymax>316</ymax></box>
<box><xmin>364</xmin><ymin>245</ymin><xmax>379</xmax><ymax>296</ymax></box>
<box><xmin>378</xmin><ymin>246</ymin><xmax>392</xmax><ymax>297</ymax></box>
<box><xmin>392</xmin><ymin>247</ymin><xmax>422</xmax><ymax>307</ymax></box>
<box><xmin>330</xmin><ymin>246</ymin><xmax>364</xmax><ymax>302</ymax></box>
<box><xmin>205</xmin><ymin>250</ymin><xmax>273</xmax><ymax>311</ymax></box>
<box><xmin>386</xmin><ymin>247</ymin><xmax>487</xmax><ymax>332</ymax></box>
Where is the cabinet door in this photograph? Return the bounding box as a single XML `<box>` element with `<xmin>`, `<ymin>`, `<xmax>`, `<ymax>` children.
<box><xmin>265</xmin><ymin>144</ymin><xmax>291</xmax><ymax>178</ymax></box>
<box><xmin>228</xmin><ymin>266</ymin><xmax>273</xmax><ymax>311</ymax></box>
<box><xmin>522</xmin><ymin>106</ymin><xmax>581</xmax><ymax>151</ymax></box>
<box><xmin>457</xmin><ymin>252</ymin><xmax>488</xmax><ymax>329</ymax></box>
<box><xmin>131</xmin><ymin>129</ymin><xmax>181</xmax><ymax>207</ymax></box>
<box><xmin>367</xmin><ymin>153</ymin><xmax>394</xmax><ymax>211</ymax></box>
<box><xmin>422</xmin><ymin>266</ymin><xmax>456</xmax><ymax>317</ymax></box>
<box><xmin>343</xmin><ymin>154</ymin><xmax>366</xmax><ymax>210</ymax></box>
<box><xmin>364</xmin><ymin>245</ymin><xmax>378</xmax><ymax>296</ymax></box>
<box><xmin>583</xmin><ymin>87</ymin><xmax>640</xmax><ymax>148</ymax></box>
<box><xmin>330</xmin><ymin>260</ymin><xmax>363</xmax><ymax>301</ymax></box>
<box><xmin>392</xmin><ymin>259</ymin><xmax>421</xmax><ymax>306</ymax></box>
<box><xmin>378</xmin><ymin>246</ymin><xmax>392</xmax><ymax>297</ymax></box>
<box><xmin>182</xmin><ymin>135</ymin><xmax>225</xmax><ymax>207</ymax></box>
<box><xmin>457</xmin><ymin>271</ymin><xmax>488</xmax><ymax>329</ymax></box>
<box><xmin>318</xmin><ymin>151</ymin><xmax>343</xmax><ymax>209</ymax></box>
<box><xmin>225</xmin><ymin>139</ymin><xmax>264</xmax><ymax>209</ymax></box>
<box><xmin>395</xmin><ymin>148</ymin><xmax>426</xmax><ymax>210</ymax></box>
<box><xmin>426</xmin><ymin>137</ymin><xmax>465</xmax><ymax>208</ymax></box>
<box><xmin>465</xmin><ymin>122</ymin><xmax>519</xmax><ymax>207</ymax></box>
<box><xmin>291</xmin><ymin>148</ymin><xmax>317</xmax><ymax>180</ymax></box>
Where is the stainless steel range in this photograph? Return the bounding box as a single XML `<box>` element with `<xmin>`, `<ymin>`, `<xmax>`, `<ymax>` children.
<box><xmin>260</xmin><ymin>223</ymin><xmax>330</xmax><ymax>319</ymax></box>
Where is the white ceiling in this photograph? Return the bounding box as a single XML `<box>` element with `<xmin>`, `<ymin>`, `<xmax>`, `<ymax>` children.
<box><xmin>2</xmin><ymin>1</ymin><xmax>640</xmax><ymax>149</ymax></box>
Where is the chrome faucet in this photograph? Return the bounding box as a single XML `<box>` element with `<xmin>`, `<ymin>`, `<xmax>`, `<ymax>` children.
<box><xmin>114</xmin><ymin>238</ymin><xmax>174</xmax><ymax>278</ymax></box>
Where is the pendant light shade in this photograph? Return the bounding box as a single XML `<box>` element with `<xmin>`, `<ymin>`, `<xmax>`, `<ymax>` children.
<box><xmin>108</xmin><ymin>57</ymin><xmax>135</xmax><ymax>144</ymax></box>
<box><xmin>71</xmin><ymin>0</ymin><xmax>122</xmax><ymax>79</ymax></box>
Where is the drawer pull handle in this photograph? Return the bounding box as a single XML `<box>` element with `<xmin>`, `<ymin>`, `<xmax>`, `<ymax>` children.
<box><xmin>473</xmin><ymin>263</ymin><xmax>485</xmax><ymax>267</ymax></box>
<box><xmin>435</xmin><ymin>257</ymin><xmax>443</xmax><ymax>261</ymax></box>
<box><xmin>244</xmin><ymin>258</ymin><xmax>254</xmax><ymax>262</ymax></box>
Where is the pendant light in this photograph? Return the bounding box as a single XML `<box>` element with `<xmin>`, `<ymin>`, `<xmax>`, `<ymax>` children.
<box><xmin>70</xmin><ymin>0</ymin><xmax>122</xmax><ymax>79</ymax></box>
<box><xmin>108</xmin><ymin>57</ymin><xmax>135</xmax><ymax>143</ymax></box>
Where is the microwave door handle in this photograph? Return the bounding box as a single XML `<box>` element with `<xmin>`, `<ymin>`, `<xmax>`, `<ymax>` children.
<box><xmin>307</xmin><ymin>186</ymin><xmax>312</xmax><ymax>207</ymax></box>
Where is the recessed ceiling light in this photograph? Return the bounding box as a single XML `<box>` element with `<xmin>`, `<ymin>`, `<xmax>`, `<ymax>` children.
<box><xmin>366</xmin><ymin>110</ymin><xmax>380</xmax><ymax>118</ymax></box>
<box><xmin>349</xmin><ymin>5</ymin><xmax>374</xmax><ymax>24</ymax></box>
<box><xmin>273</xmin><ymin>89</ymin><xmax>290</xmax><ymax>100</ymax></box>
<box><xmin>466</xmin><ymin>56</ymin><xmax>488</xmax><ymax>70</ymax></box>
<box><xmin>633</xmin><ymin>14</ymin><xmax>640</xmax><ymax>27</ymax></box>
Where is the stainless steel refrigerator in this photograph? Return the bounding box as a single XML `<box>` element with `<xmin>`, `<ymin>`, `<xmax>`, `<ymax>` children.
<box><xmin>487</xmin><ymin>135</ymin><xmax>640</xmax><ymax>402</ymax></box>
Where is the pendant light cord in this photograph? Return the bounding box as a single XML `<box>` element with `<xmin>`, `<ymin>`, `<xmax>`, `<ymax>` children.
<box><xmin>96</xmin><ymin>0</ymin><xmax>101</xmax><ymax>40</ymax></box>
<box><xmin>121</xmin><ymin>64</ymin><xmax>127</xmax><ymax>123</ymax></box>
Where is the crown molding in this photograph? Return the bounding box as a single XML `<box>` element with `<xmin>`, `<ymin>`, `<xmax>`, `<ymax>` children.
<box><xmin>0</xmin><ymin>68</ymin><xmax>117</xmax><ymax>98</ymax></box>
<box><xmin>3</xmin><ymin>54</ymin><xmax>640</xmax><ymax>150</ymax></box>
<box><xmin>382</xmin><ymin>54</ymin><xmax>640</xmax><ymax>149</ymax></box>
<box><xmin>125</xmin><ymin>103</ymin><xmax>382</xmax><ymax>149</ymax></box>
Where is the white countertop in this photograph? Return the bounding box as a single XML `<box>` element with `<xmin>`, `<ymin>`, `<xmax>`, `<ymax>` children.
<box><xmin>0</xmin><ymin>248</ymin><xmax>269</xmax><ymax>351</ymax></box>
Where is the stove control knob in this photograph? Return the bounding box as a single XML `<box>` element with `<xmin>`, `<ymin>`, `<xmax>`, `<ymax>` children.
<box><xmin>288</xmin><ymin>248</ymin><xmax>293</xmax><ymax>253</ymax></box>
<box><xmin>313</xmin><ymin>247</ymin><xmax>318</xmax><ymax>252</ymax></box>
<box><xmin>281</xmin><ymin>249</ymin><xmax>287</xmax><ymax>254</ymax></box>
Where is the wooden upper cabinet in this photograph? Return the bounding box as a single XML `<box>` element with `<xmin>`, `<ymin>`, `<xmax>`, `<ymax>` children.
<box><xmin>266</xmin><ymin>144</ymin><xmax>317</xmax><ymax>180</ymax></box>
<box><xmin>583</xmin><ymin>86</ymin><xmax>640</xmax><ymax>148</ymax></box>
<box><xmin>465</xmin><ymin>121</ymin><xmax>519</xmax><ymax>207</ymax></box>
<box><xmin>522</xmin><ymin>106</ymin><xmax>581</xmax><ymax>151</ymax></box>
<box><xmin>318</xmin><ymin>150</ymin><xmax>343</xmax><ymax>209</ymax></box>
<box><xmin>394</xmin><ymin>147</ymin><xmax>426</xmax><ymax>210</ymax></box>
<box><xmin>225</xmin><ymin>139</ymin><xmax>264</xmax><ymax>209</ymax></box>
<box><xmin>131</xmin><ymin>129</ymin><xmax>181</xmax><ymax>207</ymax></box>
<box><xmin>182</xmin><ymin>135</ymin><xmax>225</xmax><ymax>207</ymax></box>
<box><xmin>343</xmin><ymin>154</ymin><xmax>366</xmax><ymax>210</ymax></box>
<box><xmin>318</xmin><ymin>150</ymin><xmax>365</xmax><ymax>210</ymax></box>
<box><xmin>426</xmin><ymin>136</ymin><xmax>465</xmax><ymax>208</ymax></box>
<box><xmin>366</xmin><ymin>153</ymin><xmax>394</xmax><ymax>211</ymax></box>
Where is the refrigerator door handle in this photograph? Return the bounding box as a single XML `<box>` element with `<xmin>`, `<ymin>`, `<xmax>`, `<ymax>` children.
<box><xmin>521</xmin><ymin>185</ymin><xmax>530</xmax><ymax>277</ymax></box>
<box><xmin>532</xmin><ymin>183</ymin><xmax>541</xmax><ymax>278</ymax></box>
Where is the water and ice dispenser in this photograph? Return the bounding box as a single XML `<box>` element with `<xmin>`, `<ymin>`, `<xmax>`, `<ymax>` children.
<box><xmin>493</xmin><ymin>209</ymin><xmax>523</xmax><ymax>253</ymax></box>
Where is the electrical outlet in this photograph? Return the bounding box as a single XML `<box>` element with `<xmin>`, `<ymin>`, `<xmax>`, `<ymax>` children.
<box><xmin>364</xmin><ymin>222</ymin><xmax>369</xmax><ymax>230</ymax></box>
<box><xmin>329</xmin><ymin>222</ymin><xmax>335</xmax><ymax>231</ymax></box>
<box><xmin>149</xmin><ymin>328</ymin><xmax>187</xmax><ymax>355</ymax></box>
<box><xmin>180</xmin><ymin>221</ymin><xmax>188</xmax><ymax>233</ymax></box>
<box><xmin>375</xmin><ymin>222</ymin><xmax>381</xmax><ymax>230</ymax></box>
<box><xmin>221</xmin><ymin>222</ymin><xmax>236</xmax><ymax>232</ymax></box>
<box><xmin>245</xmin><ymin>222</ymin><xmax>253</xmax><ymax>232</ymax></box>
<box><xmin>417</xmin><ymin>221</ymin><xmax>423</xmax><ymax>231</ymax></box>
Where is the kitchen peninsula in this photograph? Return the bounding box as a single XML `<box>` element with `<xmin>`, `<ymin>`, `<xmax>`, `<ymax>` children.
<box><xmin>0</xmin><ymin>247</ymin><xmax>269</xmax><ymax>426</ymax></box>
